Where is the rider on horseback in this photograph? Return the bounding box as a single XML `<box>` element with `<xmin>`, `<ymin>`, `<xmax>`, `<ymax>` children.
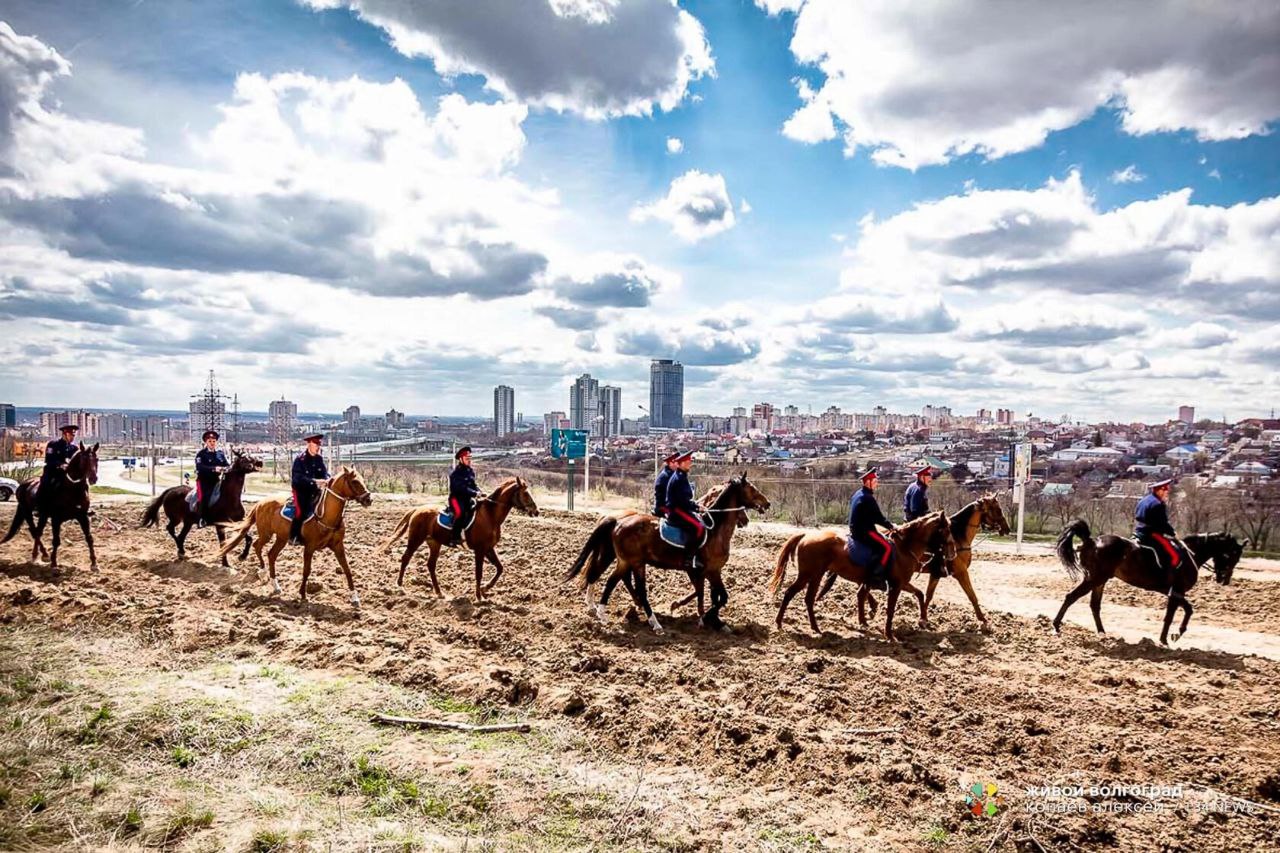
<box><xmin>665</xmin><ymin>451</ymin><xmax>705</xmax><ymax>570</ymax></box>
<box><xmin>905</xmin><ymin>465</ymin><xmax>947</xmax><ymax>578</ymax></box>
<box><xmin>849</xmin><ymin>468</ymin><xmax>896</xmax><ymax>588</ymax></box>
<box><xmin>652</xmin><ymin>451</ymin><xmax>679</xmax><ymax>517</ymax></box>
<box><xmin>37</xmin><ymin>424</ymin><xmax>79</xmax><ymax>517</ymax></box>
<box><xmin>448</xmin><ymin>446</ymin><xmax>481</xmax><ymax>546</ymax></box>
<box><xmin>195</xmin><ymin>429</ymin><xmax>228</xmax><ymax>528</ymax></box>
<box><xmin>1135</xmin><ymin>478</ymin><xmax>1185</xmax><ymax>592</ymax></box>
<box><xmin>289</xmin><ymin>433</ymin><xmax>329</xmax><ymax>545</ymax></box>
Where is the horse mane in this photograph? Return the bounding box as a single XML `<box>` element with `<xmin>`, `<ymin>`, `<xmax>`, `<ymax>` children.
<box><xmin>486</xmin><ymin>477</ymin><xmax>522</xmax><ymax>502</ymax></box>
<box><xmin>950</xmin><ymin>501</ymin><xmax>979</xmax><ymax>537</ymax></box>
<box><xmin>892</xmin><ymin>511</ymin><xmax>942</xmax><ymax>543</ymax></box>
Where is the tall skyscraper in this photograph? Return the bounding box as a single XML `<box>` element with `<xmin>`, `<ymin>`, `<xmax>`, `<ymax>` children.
<box><xmin>343</xmin><ymin>405</ymin><xmax>360</xmax><ymax>427</ymax></box>
<box><xmin>600</xmin><ymin>385</ymin><xmax>622</xmax><ymax>437</ymax></box>
<box><xmin>649</xmin><ymin>359</ymin><xmax>683</xmax><ymax>429</ymax></box>
<box><xmin>0</xmin><ymin>403</ymin><xmax>14</xmax><ymax>429</ymax></box>
<box><xmin>570</xmin><ymin>373</ymin><xmax>600</xmax><ymax>434</ymax></box>
<box><xmin>269</xmin><ymin>398</ymin><xmax>297</xmax><ymax>444</ymax></box>
<box><xmin>494</xmin><ymin>385</ymin><xmax>515</xmax><ymax>436</ymax></box>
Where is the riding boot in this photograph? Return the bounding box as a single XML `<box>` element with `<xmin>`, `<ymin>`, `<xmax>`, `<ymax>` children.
<box><xmin>289</xmin><ymin>515</ymin><xmax>303</xmax><ymax>546</ymax></box>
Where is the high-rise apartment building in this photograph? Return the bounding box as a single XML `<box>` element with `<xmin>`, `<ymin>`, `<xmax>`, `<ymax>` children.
<box><xmin>649</xmin><ymin>359</ymin><xmax>683</xmax><ymax>430</ymax></box>
<box><xmin>494</xmin><ymin>385</ymin><xmax>515</xmax><ymax>436</ymax></box>
<box><xmin>599</xmin><ymin>385</ymin><xmax>622</xmax><ymax>437</ymax></box>
<box><xmin>570</xmin><ymin>374</ymin><xmax>600</xmax><ymax>434</ymax></box>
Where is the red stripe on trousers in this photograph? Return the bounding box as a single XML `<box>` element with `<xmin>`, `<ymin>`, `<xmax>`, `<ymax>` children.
<box><xmin>869</xmin><ymin>530</ymin><xmax>891</xmax><ymax>567</ymax></box>
<box><xmin>671</xmin><ymin>508</ymin><xmax>705</xmax><ymax>536</ymax></box>
<box><xmin>450</xmin><ymin>497</ymin><xmax>461</xmax><ymax>516</ymax></box>
<box><xmin>1152</xmin><ymin>533</ymin><xmax>1181</xmax><ymax>567</ymax></box>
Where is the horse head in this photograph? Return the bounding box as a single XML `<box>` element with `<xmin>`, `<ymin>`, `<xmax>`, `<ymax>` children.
<box><xmin>979</xmin><ymin>495</ymin><xmax>1011</xmax><ymax>535</ymax></box>
<box><xmin>334</xmin><ymin>466</ymin><xmax>373</xmax><ymax>507</ymax></box>
<box><xmin>70</xmin><ymin>441</ymin><xmax>99</xmax><ymax>486</ymax></box>
<box><xmin>231</xmin><ymin>449</ymin><xmax>264</xmax><ymax>474</ymax></box>
<box><xmin>1211</xmin><ymin>531</ymin><xmax>1244</xmax><ymax>585</ymax></box>
<box><xmin>512</xmin><ymin>476</ymin><xmax>539</xmax><ymax>517</ymax></box>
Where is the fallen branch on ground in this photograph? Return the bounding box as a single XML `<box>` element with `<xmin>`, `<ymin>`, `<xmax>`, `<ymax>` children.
<box><xmin>370</xmin><ymin>712</ymin><xmax>531</xmax><ymax>734</ymax></box>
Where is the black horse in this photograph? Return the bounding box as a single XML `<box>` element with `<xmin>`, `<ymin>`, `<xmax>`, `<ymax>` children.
<box><xmin>140</xmin><ymin>450</ymin><xmax>263</xmax><ymax>566</ymax></box>
<box><xmin>1</xmin><ymin>442</ymin><xmax>100</xmax><ymax>571</ymax></box>
<box><xmin>1053</xmin><ymin>521</ymin><xmax>1241</xmax><ymax>646</ymax></box>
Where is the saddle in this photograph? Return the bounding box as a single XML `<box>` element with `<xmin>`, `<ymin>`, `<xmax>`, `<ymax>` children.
<box><xmin>659</xmin><ymin>517</ymin><xmax>710</xmax><ymax>549</ymax></box>
<box><xmin>186</xmin><ymin>483</ymin><xmax>222</xmax><ymax>513</ymax></box>
<box><xmin>280</xmin><ymin>498</ymin><xmax>298</xmax><ymax>521</ymax></box>
<box><xmin>438</xmin><ymin>501</ymin><xmax>477</xmax><ymax>532</ymax></box>
<box><xmin>845</xmin><ymin>537</ymin><xmax>894</xmax><ymax>588</ymax></box>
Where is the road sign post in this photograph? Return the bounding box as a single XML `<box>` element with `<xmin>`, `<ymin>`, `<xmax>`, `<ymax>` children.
<box><xmin>567</xmin><ymin>459</ymin><xmax>575</xmax><ymax>511</ymax></box>
<box><xmin>551</xmin><ymin>429</ymin><xmax>588</xmax><ymax>511</ymax></box>
<box><xmin>1013</xmin><ymin>442</ymin><xmax>1031</xmax><ymax>553</ymax></box>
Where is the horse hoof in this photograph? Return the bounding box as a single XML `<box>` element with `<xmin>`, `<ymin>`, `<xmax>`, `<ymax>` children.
<box><xmin>593</xmin><ymin>604</ymin><xmax>608</xmax><ymax>623</ymax></box>
<box><xmin>1170</xmin><ymin>632</ymin><xmax>1181</xmax><ymax>643</ymax></box>
<box><xmin>648</xmin><ymin>615</ymin><xmax>664</xmax><ymax>634</ymax></box>
<box><xmin>90</xmin><ymin>563</ymin><xmax>98</xmax><ymax>573</ymax></box>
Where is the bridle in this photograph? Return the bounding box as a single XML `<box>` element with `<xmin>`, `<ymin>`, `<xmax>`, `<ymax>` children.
<box><xmin>62</xmin><ymin>448</ymin><xmax>94</xmax><ymax>486</ymax></box>
<box><xmin>310</xmin><ymin>475</ymin><xmax>370</xmax><ymax>531</ymax></box>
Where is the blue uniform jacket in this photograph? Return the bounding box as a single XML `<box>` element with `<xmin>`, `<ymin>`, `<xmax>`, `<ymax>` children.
<box><xmin>43</xmin><ymin>438</ymin><xmax>76</xmax><ymax>478</ymax></box>
<box><xmin>196</xmin><ymin>448</ymin><xmax>228</xmax><ymax>478</ymax></box>
<box><xmin>1134</xmin><ymin>494</ymin><xmax>1175</xmax><ymax>538</ymax></box>
<box><xmin>449</xmin><ymin>464</ymin><xmax>480</xmax><ymax>502</ymax></box>
<box><xmin>291</xmin><ymin>451</ymin><xmax>329</xmax><ymax>494</ymax></box>
<box><xmin>665</xmin><ymin>469</ymin><xmax>699</xmax><ymax>517</ymax></box>
<box><xmin>849</xmin><ymin>487</ymin><xmax>892</xmax><ymax>541</ymax></box>
<box><xmin>653</xmin><ymin>467</ymin><xmax>673</xmax><ymax>515</ymax></box>
<box><xmin>903</xmin><ymin>480</ymin><xmax>929</xmax><ymax>521</ymax></box>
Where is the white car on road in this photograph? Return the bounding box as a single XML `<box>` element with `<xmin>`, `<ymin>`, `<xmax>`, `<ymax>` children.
<box><xmin>0</xmin><ymin>476</ymin><xmax>19</xmax><ymax>501</ymax></box>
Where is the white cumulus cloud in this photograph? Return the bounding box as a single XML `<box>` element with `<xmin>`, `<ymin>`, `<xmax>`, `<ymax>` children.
<box><xmin>630</xmin><ymin>169</ymin><xmax>736</xmax><ymax>242</ymax></box>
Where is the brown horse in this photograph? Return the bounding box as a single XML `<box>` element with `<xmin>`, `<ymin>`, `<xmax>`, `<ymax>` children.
<box><xmin>1</xmin><ymin>442</ymin><xmax>100</xmax><ymax>571</ymax></box>
<box><xmin>140</xmin><ymin>450</ymin><xmax>263</xmax><ymax>565</ymax></box>
<box><xmin>771</xmin><ymin>511</ymin><xmax>955</xmax><ymax>642</ymax></box>
<box><xmin>565</xmin><ymin>475</ymin><xmax>771</xmax><ymax>634</ymax></box>
<box><xmin>217</xmin><ymin>467</ymin><xmax>373</xmax><ymax>608</ymax></box>
<box><xmin>820</xmin><ymin>495</ymin><xmax>1010</xmax><ymax>630</ymax></box>
<box><xmin>379</xmin><ymin>477</ymin><xmax>539</xmax><ymax>600</ymax></box>
<box><xmin>1053</xmin><ymin>520</ymin><xmax>1228</xmax><ymax>646</ymax></box>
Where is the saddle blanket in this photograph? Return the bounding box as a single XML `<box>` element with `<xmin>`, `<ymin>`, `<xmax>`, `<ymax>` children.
<box><xmin>280</xmin><ymin>498</ymin><xmax>297</xmax><ymax>521</ymax></box>
<box><xmin>186</xmin><ymin>483</ymin><xmax>222</xmax><ymax>513</ymax></box>
<box><xmin>845</xmin><ymin>537</ymin><xmax>891</xmax><ymax>568</ymax></box>
<box><xmin>438</xmin><ymin>502</ymin><xmax>477</xmax><ymax>532</ymax></box>
<box><xmin>659</xmin><ymin>518</ymin><xmax>708</xmax><ymax>549</ymax></box>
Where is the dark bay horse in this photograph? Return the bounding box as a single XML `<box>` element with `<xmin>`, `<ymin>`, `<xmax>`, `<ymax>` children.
<box><xmin>1</xmin><ymin>442</ymin><xmax>100</xmax><ymax>571</ymax></box>
<box><xmin>218</xmin><ymin>467</ymin><xmax>373</xmax><ymax>608</ymax></box>
<box><xmin>771</xmin><ymin>511</ymin><xmax>955</xmax><ymax>642</ymax></box>
<box><xmin>565</xmin><ymin>475</ymin><xmax>770</xmax><ymax>634</ymax></box>
<box><xmin>379</xmin><ymin>477</ymin><xmax>539</xmax><ymax>601</ymax></box>
<box><xmin>1183</xmin><ymin>531</ymin><xmax>1246</xmax><ymax>585</ymax></box>
<box><xmin>820</xmin><ymin>496</ymin><xmax>1011</xmax><ymax>630</ymax></box>
<box><xmin>1052</xmin><ymin>521</ymin><xmax>1237</xmax><ymax>646</ymax></box>
<box><xmin>140</xmin><ymin>450</ymin><xmax>263</xmax><ymax>565</ymax></box>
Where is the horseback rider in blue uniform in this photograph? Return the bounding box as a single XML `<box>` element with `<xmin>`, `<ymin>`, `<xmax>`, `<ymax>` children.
<box><xmin>652</xmin><ymin>451</ymin><xmax>679</xmax><ymax>517</ymax></box>
<box><xmin>1135</xmin><ymin>478</ymin><xmax>1185</xmax><ymax>591</ymax></box>
<box><xmin>194</xmin><ymin>429</ymin><xmax>228</xmax><ymax>527</ymax></box>
<box><xmin>289</xmin><ymin>433</ymin><xmax>329</xmax><ymax>545</ymax></box>
<box><xmin>38</xmin><ymin>424</ymin><xmax>79</xmax><ymax>516</ymax></box>
<box><xmin>849</xmin><ymin>468</ymin><xmax>896</xmax><ymax>588</ymax></box>
<box><xmin>904</xmin><ymin>465</ymin><xmax>947</xmax><ymax>577</ymax></box>
<box><xmin>448</xmin><ymin>446</ymin><xmax>481</xmax><ymax>546</ymax></box>
<box><xmin>665</xmin><ymin>451</ymin><xmax>705</xmax><ymax>569</ymax></box>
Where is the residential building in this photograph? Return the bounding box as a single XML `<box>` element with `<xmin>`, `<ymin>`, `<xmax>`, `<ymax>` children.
<box><xmin>494</xmin><ymin>385</ymin><xmax>515</xmax><ymax>437</ymax></box>
<box><xmin>269</xmin><ymin>398</ymin><xmax>297</xmax><ymax>444</ymax></box>
<box><xmin>599</xmin><ymin>385</ymin><xmax>622</xmax><ymax>437</ymax></box>
<box><xmin>570</xmin><ymin>374</ymin><xmax>600</xmax><ymax>434</ymax></box>
<box><xmin>649</xmin><ymin>359</ymin><xmax>684</xmax><ymax>429</ymax></box>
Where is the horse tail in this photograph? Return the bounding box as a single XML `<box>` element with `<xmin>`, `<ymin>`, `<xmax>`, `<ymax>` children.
<box><xmin>0</xmin><ymin>499</ymin><xmax>26</xmax><ymax>544</ymax></box>
<box><xmin>770</xmin><ymin>533</ymin><xmax>804</xmax><ymax>596</ymax></box>
<box><xmin>140</xmin><ymin>489</ymin><xmax>171</xmax><ymax>528</ymax></box>
<box><xmin>379</xmin><ymin>509</ymin><xmax>414</xmax><ymax>554</ymax></box>
<box><xmin>1055</xmin><ymin>519</ymin><xmax>1091</xmax><ymax>582</ymax></box>
<box><xmin>218</xmin><ymin>505</ymin><xmax>257</xmax><ymax>559</ymax></box>
<box><xmin>565</xmin><ymin>516</ymin><xmax>617</xmax><ymax>587</ymax></box>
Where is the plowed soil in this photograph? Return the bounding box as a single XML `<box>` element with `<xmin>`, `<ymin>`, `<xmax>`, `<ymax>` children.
<box><xmin>2</xmin><ymin>498</ymin><xmax>1278</xmax><ymax>851</ymax></box>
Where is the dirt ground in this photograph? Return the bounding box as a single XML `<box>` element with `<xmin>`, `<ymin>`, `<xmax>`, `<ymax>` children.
<box><xmin>1</xmin><ymin>496</ymin><xmax>1278</xmax><ymax>851</ymax></box>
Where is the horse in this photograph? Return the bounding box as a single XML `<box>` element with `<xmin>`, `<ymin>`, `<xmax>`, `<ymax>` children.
<box><xmin>1052</xmin><ymin>520</ymin><xmax>1234</xmax><ymax>646</ymax></box>
<box><xmin>379</xmin><ymin>477</ymin><xmax>539</xmax><ymax>601</ymax></box>
<box><xmin>819</xmin><ymin>495</ymin><xmax>1010</xmax><ymax>630</ymax></box>
<box><xmin>1183</xmin><ymin>531</ymin><xmax>1246</xmax><ymax>585</ymax></box>
<box><xmin>1</xmin><ymin>442</ymin><xmax>100</xmax><ymax>571</ymax></box>
<box><xmin>140</xmin><ymin>450</ymin><xmax>263</xmax><ymax>566</ymax></box>
<box><xmin>564</xmin><ymin>475</ymin><xmax>771</xmax><ymax>634</ymax></box>
<box><xmin>217</xmin><ymin>467</ymin><xmax>373</xmax><ymax>608</ymax></box>
<box><xmin>771</xmin><ymin>511</ymin><xmax>956</xmax><ymax>642</ymax></box>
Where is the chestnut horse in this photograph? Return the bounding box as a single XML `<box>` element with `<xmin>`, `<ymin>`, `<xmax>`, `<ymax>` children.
<box><xmin>820</xmin><ymin>496</ymin><xmax>1010</xmax><ymax>630</ymax></box>
<box><xmin>564</xmin><ymin>475</ymin><xmax>770</xmax><ymax>634</ymax></box>
<box><xmin>1052</xmin><ymin>520</ymin><xmax>1235</xmax><ymax>646</ymax></box>
<box><xmin>771</xmin><ymin>511</ymin><xmax>955</xmax><ymax>642</ymax></box>
<box><xmin>379</xmin><ymin>477</ymin><xmax>539</xmax><ymax>601</ymax></box>
<box><xmin>218</xmin><ymin>467</ymin><xmax>373</xmax><ymax>608</ymax></box>
<box><xmin>140</xmin><ymin>450</ymin><xmax>263</xmax><ymax>565</ymax></box>
<box><xmin>1</xmin><ymin>442</ymin><xmax>100</xmax><ymax>571</ymax></box>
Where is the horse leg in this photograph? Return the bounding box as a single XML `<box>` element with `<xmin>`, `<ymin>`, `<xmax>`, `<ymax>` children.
<box><xmin>631</xmin><ymin>565</ymin><xmax>663</xmax><ymax>634</ymax></box>
<box><xmin>396</xmin><ymin>526</ymin><xmax>424</xmax><ymax>587</ymax></box>
<box><xmin>1172</xmin><ymin>597</ymin><xmax>1193</xmax><ymax>643</ymax></box>
<box><xmin>30</xmin><ymin>510</ymin><xmax>48</xmax><ymax>562</ymax></box>
<box><xmin>165</xmin><ymin>519</ymin><xmax>183</xmax><ymax>560</ymax></box>
<box><xmin>1052</xmin><ymin>577</ymin><xmax>1094</xmax><ymax>635</ymax></box>
<box><xmin>923</xmin><ymin>574</ymin><xmax>941</xmax><ymax>616</ymax></box>
<box><xmin>816</xmin><ymin>570</ymin><xmax>838</xmax><ymax>601</ymax></box>
<box><xmin>595</xmin><ymin>564</ymin><xmax>629</xmax><ymax>623</ymax></box>
<box><xmin>701</xmin><ymin>573</ymin><xmax>730</xmax><ymax>633</ymax></box>
<box><xmin>884</xmin><ymin>586</ymin><xmax>901</xmax><ymax>643</ymax></box>
<box><xmin>481</xmin><ymin>547</ymin><xmax>504</xmax><ymax>593</ymax></box>
<box><xmin>239</xmin><ymin>528</ymin><xmax>253</xmax><ymax>562</ymax></box>
<box><xmin>953</xmin><ymin>567</ymin><xmax>988</xmax><ymax>629</ymax></box>
<box><xmin>473</xmin><ymin>548</ymin><xmax>486</xmax><ymax>602</ymax></box>
<box><xmin>333</xmin><ymin>542</ymin><xmax>359</xmax><ymax>609</ymax></box>
<box><xmin>1088</xmin><ymin>582</ymin><xmax>1108</xmax><ymax>636</ymax></box>
<box><xmin>900</xmin><ymin>580</ymin><xmax>928</xmax><ymax>629</ymax></box>
<box><xmin>803</xmin><ymin>575</ymin><xmax>822</xmax><ymax>634</ymax></box>
<box><xmin>215</xmin><ymin>526</ymin><xmax>229</xmax><ymax>569</ymax></box>
<box><xmin>668</xmin><ymin>574</ymin><xmax>701</xmax><ymax>615</ymax></box>
<box><xmin>1159</xmin><ymin>592</ymin><xmax>1181</xmax><ymax>646</ymax></box>
<box><xmin>299</xmin><ymin>546</ymin><xmax>315</xmax><ymax>602</ymax></box>
<box><xmin>775</xmin><ymin>574</ymin><xmax>809</xmax><ymax>630</ymax></box>
<box><xmin>426</xmin><ymin>542</ymin><xmax>444</xmax><ymax>599</ymax></box>
<box><xmin>78</xmin><ymin>513</ymin><xmax>97</xmax><ymax>572</ymax></box>
<box><xmin>267</xmin><ymin>537</ymin><xmax>286</xmax><ymax>595</ymax></box>
<box><xmin>856</xmin><ymin>586</ymin><xmax>871</xmax><ymax>628</ymax></box>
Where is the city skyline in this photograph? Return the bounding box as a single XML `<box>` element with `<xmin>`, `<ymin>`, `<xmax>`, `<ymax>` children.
<box><xmin>0</xmin><ymin>4</ymin><xmax>1277</xmax><ymax>423</ymax></box>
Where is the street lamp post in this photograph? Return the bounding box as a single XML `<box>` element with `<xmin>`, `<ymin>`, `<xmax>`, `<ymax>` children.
<box><xmin>637</xmin><ymin>404</ymin><xmax>658</xmax><ymax>475</ymax></box>
<box><xmin>586</xmin><ymin>414</ymin><xmax>604</xmax><ymax>500</ymax></box>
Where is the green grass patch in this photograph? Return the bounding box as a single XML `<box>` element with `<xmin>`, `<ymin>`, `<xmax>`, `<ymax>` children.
<box><xmin>161</xmin><ymin>804</ymin><xmax>215</xmax><ymax>844</ymax></box>
<box><xmin>922</xmin><ymin>824</ymin><xmax>949</xmax><ymax>846</ymax></box>
<box><xmin>90</xmin><ymin>485</ymin><xmax>135</xmax><ymax>496</ymax></box>
<box><xmin>250</xmin><ymin>828</ymin><xmax>290</xmax><ymax>852</ymax></box>
<box><xmin>758</xmin><ymin>827</ymin><xmax>822</xmax><ymax>851</ymax></box>
<box><xmin>171</xmin><ymin>745</ymin><xmax>196</xmax><ymax>768</ymax></box>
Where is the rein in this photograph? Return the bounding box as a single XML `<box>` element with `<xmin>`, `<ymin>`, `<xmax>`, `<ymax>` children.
<box><xmin>310</xmin><ymin>477</ymin><xmax>368</xmax><ymax>531</ymax></box>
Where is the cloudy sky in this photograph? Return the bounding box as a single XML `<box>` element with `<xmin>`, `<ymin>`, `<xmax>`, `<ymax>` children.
<box><xmin>1</xmin><ymin>0</ymin><xmax>1277</xmax><ymax>422</ymax></box>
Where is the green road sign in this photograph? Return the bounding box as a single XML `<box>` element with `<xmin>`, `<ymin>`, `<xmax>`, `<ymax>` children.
<box><xmin>551</xmin><ymin>428</ymin><xmax>588</xmax><ymax>459</ymax></box>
